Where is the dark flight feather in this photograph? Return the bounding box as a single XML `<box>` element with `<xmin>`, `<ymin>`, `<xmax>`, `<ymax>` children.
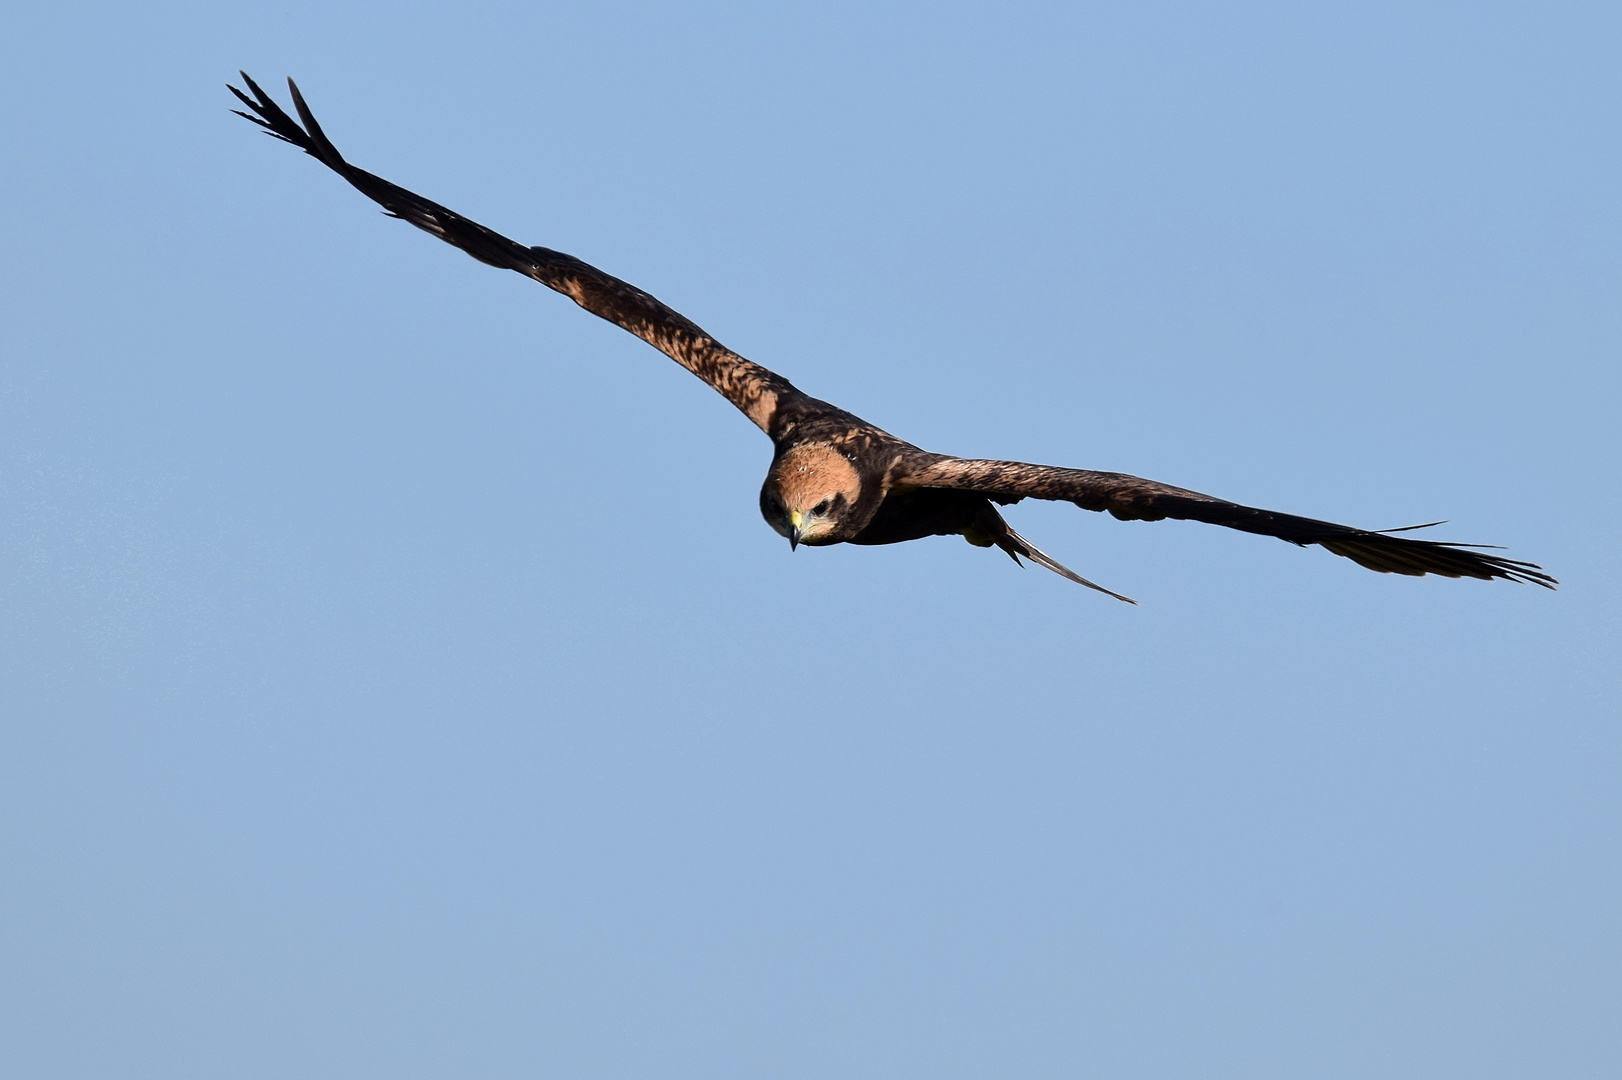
<box><xmin>230</xmin><ymin>74</ymin><xmax>1555</xmax><ymax>598</ymax></box>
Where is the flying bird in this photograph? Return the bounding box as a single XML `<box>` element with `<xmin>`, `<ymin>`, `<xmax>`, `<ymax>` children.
<box><xmin>230</xmin><ymin>74</ymin><xmax>1555</xmax><ymax>602</ymax></box>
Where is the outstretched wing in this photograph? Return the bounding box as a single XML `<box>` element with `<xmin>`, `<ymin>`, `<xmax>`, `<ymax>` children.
<box><xmin>230</xmin><ymin>73</ymin><xmax>806</xmax><ymax>435</ymax></box>
<box><xmin>895</xmin><ymin>454</ymin><xmax>1557</xmax><ymax>587</ymax></box>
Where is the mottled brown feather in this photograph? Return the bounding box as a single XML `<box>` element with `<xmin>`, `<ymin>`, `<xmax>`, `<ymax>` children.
<box><xmin>230</xmin><ymin>73</ymin><xmax>803</xmax><ymax>435</ymax></box>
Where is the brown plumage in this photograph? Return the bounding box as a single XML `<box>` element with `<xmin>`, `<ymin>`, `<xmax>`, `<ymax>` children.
<box><xmin>230</xmin><ymin>74</ymin><xmax>1556</xmax><ymax>603</ymax></box>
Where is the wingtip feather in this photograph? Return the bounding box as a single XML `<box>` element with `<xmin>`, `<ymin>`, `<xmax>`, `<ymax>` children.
<box><xmin>284</xmin><ymin>77</ymin><xmax>346</xmax><ymax>169</ymax></box>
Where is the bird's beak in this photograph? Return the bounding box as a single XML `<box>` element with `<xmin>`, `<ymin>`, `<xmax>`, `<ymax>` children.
<box><xmin>788</xmin><ymin>511</ymin><xmax>803</xmax><ymax>551</ymax></box>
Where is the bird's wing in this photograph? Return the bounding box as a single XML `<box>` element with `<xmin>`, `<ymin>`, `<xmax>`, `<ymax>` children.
<box><xmin>894</xmin><ymin>454</ymin><xmax>1557</xmax><ymax>587</ymax></box>
<box><xmin>230</xmin><ymin>73</ymin><xmax>807</xmax><ymax>435</ymax></box>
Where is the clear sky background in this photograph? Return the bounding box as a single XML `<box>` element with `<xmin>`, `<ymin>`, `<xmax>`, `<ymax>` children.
<box><xmin>2</xmin><ymin>2</ymin><xmax>1618</xmax><ymax>1077</ymax></box>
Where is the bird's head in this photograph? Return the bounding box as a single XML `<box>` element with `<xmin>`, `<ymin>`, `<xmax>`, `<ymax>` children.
<box><xmin>759</xmin><ymin>442</ymin><xmax>864</xmax><ymax>549</ymax></box>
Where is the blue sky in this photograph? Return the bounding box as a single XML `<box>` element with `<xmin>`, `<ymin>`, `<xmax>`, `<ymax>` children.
<box><xmin>2</xmin><ymin>2</ymin><xmax>1618</xmax><ymax>1076</ymax></box>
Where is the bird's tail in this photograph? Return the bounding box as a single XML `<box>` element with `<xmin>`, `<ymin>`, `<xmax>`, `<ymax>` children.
<box><xmin>996</xmin><ymin>526</ymin><xmax>1137</xmax><ymax>604</ymax></box>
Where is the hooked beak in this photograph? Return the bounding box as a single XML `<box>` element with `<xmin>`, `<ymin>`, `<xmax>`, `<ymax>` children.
<box><xmin>788</xmin><ymin>511</ymin><xmax>803</xmax><ymax>551</ymax></box>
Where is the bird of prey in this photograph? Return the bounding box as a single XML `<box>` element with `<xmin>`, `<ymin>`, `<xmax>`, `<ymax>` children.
<box><xmin>230</xmin><ymin>74</ymin><xmax>1555</xmax><ymax>603</ymax></box>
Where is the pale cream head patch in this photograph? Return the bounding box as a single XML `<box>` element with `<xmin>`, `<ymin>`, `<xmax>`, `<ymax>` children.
<box><xmin>769</xmin><ymin>443</ymin><xmax>861</xmax><ymax>511</ymax></box>
<box><xmin>761</xmin><ymin>442</ymin><xmax>863</xmax><ymax>545</ymax></box>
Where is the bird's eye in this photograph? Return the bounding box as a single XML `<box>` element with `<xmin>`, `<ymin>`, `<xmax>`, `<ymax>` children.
<box><xmin>812</xmin><ymin>499</ymin><xmax>832</xmax><ymax>516</ymax></box>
